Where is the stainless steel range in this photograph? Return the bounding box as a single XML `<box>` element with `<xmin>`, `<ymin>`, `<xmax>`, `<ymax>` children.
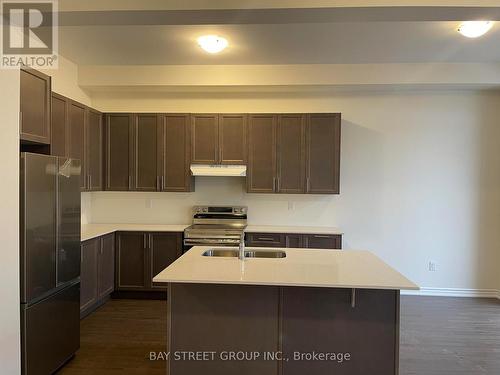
<box><xmin>183</xmin><ymin>206</ymin><xmax>247</xmax><ymax>247</ymax></box>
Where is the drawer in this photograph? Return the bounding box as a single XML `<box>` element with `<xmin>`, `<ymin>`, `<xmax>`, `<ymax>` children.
<box><xmin>284</xmin><ymin>234</ymin><xmax>303</xmax><ymax>248</ymax></box>
<box><xmin>304</xmin><ymin>234</ymin><xmax>341</xmax><ymax>249</ymax></box>
<box><xmin>246</xmin><ymin>233</ymin><xmax>285</xmax><ymax>247</ymax></box>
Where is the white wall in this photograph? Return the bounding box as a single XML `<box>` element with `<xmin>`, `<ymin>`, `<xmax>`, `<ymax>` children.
<box><xmin>41</xmin><ymin>55</ymin><xmax>91</xmax><ymax>106</ymax></box>
<box><xmin>0</xmin><ymin>70</ymin><xmax>21</xmax><ymax>374</ymax></box>
<box><xmin>88</xmin><ymin>89</ymin><xmax>500</xmax><ymax>292</ymax></box>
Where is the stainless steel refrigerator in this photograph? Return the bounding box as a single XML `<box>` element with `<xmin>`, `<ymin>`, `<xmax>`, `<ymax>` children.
<box><xmin>20</xmin><ymin>153</ymin><xmax>81</xmax><ymax>375</ymax></box>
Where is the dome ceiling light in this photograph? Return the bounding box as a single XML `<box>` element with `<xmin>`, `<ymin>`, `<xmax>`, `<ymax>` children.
<box><xmin>197</xmin><ymin>35</ymin><xmax>228</xmax><ymax>54</ymax></box>
<box><xmin>457</xmin><ymin>21</ymin><xmax>494</xmax><ymax>38</ymax></box>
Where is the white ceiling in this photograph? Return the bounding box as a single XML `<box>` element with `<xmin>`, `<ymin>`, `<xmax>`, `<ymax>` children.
<box><xmin>58</xmin><ymin>21</ymin><xmax>500</xmax><ymax>65</ymax></box>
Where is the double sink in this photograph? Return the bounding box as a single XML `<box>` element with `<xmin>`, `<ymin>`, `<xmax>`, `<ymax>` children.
<box><xmin>202</xmin><ymin>248</ymin><xmax>286</xmax><ymax>259</ymax></box>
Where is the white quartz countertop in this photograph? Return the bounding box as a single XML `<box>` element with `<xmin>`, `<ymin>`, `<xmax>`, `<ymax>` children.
<box><xmin>153</xmin><ymin>246</ymin><xmax>419</xmax><ymax>290</ymax></box>
<box><xmin>244</xmin><ymin>225</ymin><xmax>342</xmax><ymax>234</ymax></box>
<box><xmin>81</xmin><ymin>224</ymin><xmax>343</xmax><ymax>242</ymax></box>
<box><xmin>81</xmin><ymin>224</ymin><xmax>189</xmax><ymax>242</ymax></box>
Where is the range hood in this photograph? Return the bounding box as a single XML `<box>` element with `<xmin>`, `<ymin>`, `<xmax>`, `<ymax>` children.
<box><xmin>190</xmin><ymin>164</ymin><xmax>247</xmax><ymax>177</ymax></box>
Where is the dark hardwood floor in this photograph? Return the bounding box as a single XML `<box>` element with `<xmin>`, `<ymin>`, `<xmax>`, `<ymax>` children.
<box><xmin>400</xmin><ymin>296</ymin><xmax>500</xmax><ymax>375</ymax></box>
<box><xmin>57</xmin><ymin>299</ymin><xmax>167</xmax><ymax>375</ymax></box>
<box><xmin>58</xmin><ymin>296</ymin><xmax>500</xmax><ymax>375</ymax></box>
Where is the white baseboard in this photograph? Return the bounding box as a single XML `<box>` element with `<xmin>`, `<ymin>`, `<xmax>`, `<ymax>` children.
<box><xmin>401</xmin><ymin>287</ymin><xmax>500</xmax><ymax>299</ymax></box>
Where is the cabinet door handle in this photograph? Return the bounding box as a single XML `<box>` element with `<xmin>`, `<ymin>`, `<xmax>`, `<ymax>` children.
<box><xmin>156</xmin><ymin>176</ymin><xmax>160</xmax><ymax>191</ymax></box>
<box><xmin>149</xmin><ymin>235</ymin><xmax>152</xmax><ymax>249</ymax></box>
<box><xmin>273</xmin><ymin>177</ymin><xmax>276</xmax><ymax>192</ymax></box>
<box><xmin>88</xmin><ymin>175</ymin><xmax>92</xmax><ymax>189</ymax></box>
<box><xmin>256</xmin><ymin>237</ymin><xmax>276</xmax><ymax>241</ymax></box>
<box><xmin>143</xmin><ymin>234</ymin><xmax>147</xmax><ymax>249</ymax></box>
<box><xmin>306</xmin><ymin>177</ymin><xmax>310</xmax><ymax>192</ymax></box>
<box><xmin>276</xmin><ymin>177</ymin><xmax>280</xmax><ymax>192</ymax></box>
<box><xmin>161</xmin><ymin>176</ymin><xmax>165</xmax><ymax>190</ymax></box>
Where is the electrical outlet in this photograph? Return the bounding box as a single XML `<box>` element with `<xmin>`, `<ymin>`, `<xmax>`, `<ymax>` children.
<box><xmin>146</xmin><ymin>199</ymin><xmax>153</xmax><ymax>209</ymax></box>
<box><xmin>428</xmin><ymin>261</ymin><xmax>438</xmax><ymax>272</ymax></box>
<box><xmin>288</xmin><ymin>201</ymin><xmax>295</xmax><ymax>211</ymax></box>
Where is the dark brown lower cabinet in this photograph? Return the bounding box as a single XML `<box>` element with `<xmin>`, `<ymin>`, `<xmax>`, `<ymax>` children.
<box><xmin>246</xmin><ymin>232</ymin><xmax>342</xmax><ymax>249</ymax></box>
<box><xmin>246</xmin><ymin>232</ymin><xmax>285</xmax><ymax>247</ymax></box>
<box><xmin>282</xmin><ymin>288</ymin><xmax>399</xmax><ymax>375</ymax></box>
<box><xmin>80</xmin><ymin>238</ymin><xmax>99</xmax><ymax>315</ymax></box>
<box><xmin>116</xmin><ymin>231</ymin><xmax>182</xmax><ymax>292</ymax></box>
<box><xmin>284</xmin><ymin>234</ymin><xmax>303</xmax><ymax>248</ymax></box>
<box><xmin>80</xmin><ymin>233</ymin><xmax>115</xmax><ymax>317</ymax></box>
<box><xmin>150</xmin><ymin>232</ymin><xmax>182</xmax><ymax>289</ymax></box>
<box><xmin>167</xmin><ymin>284</ymin><xmax>399</xmax><ymax>375</ymax></box>
<box><xmin>168</xmin><ymin>284</ymin><xmax>280</xmax><ymax>375</ymax></box>
<box><xmin>116</xmin><ymin>232</ymin><xmax>147</xmax><ymax>290</ymax></box>
<box><xmin>304</xmin><ymin>234</ymin><xmax>342</xmax><ymax>249</ymax></box>
<box><xmin>98</xmin><ymin>234</ymin><xmax>115</xmax><ymax>298</ymax></box>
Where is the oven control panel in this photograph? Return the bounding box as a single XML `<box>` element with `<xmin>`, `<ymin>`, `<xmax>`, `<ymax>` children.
<box><xmin>194</xmin><ymin>206</ymin><xmax>247</xmax><ymax>215</ymax></box>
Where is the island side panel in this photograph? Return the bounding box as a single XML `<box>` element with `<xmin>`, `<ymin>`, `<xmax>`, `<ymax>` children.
<box><xmin>281</xmin><ymin>288</ymin><xmax>399</xmax><ymax>375</ymax></box>
<box><xmin>168</xmin><ymin>283</ymin><xmax>280</xmax><ymax>375</ymax></box>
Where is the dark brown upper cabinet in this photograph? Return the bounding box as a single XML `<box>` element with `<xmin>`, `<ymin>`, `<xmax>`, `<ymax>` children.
<box><xmin>68</xmin><ymin>101</ymin><xmax>87</xmax><ymax>190</ymax></box>
<box><xmin>132</xmin><ymin>114</ymin><xmax>160</xmax><ymax>191</ymax></box>
<box><xmin>277</xmin><ymin>114</ymin><xmax>306</xmax><ymax>194</ymax></box>
<box><xmin>191</xmin><ymin>114</ymin><xmax>218</xmax><ymax>164</ymax></box>
<box><xmin>247</xmin><ymin>113</ymin><xmax>341</xmax><ymax>195</ymax></box>
<box><xmin>104</xmin><ymin>114</ymin><xmax>133</xmax><ymax>191</ymax></box>
<box><xmin>86</xmin><ymin>108</ymin><xmax>103</xmax><ymax>191</ymax></box>
<box><xmin>191</xmin><ymin>114</ymin><xmax>247</xmax><ymax>165</ymax></box>
<box><xmin>50</xmin><ymin>93</ymin><xmax>68</xmax><ymax>157</ymax></box>
<box><xmin>105</xmin><ymin>113</ymin><xmax>193</xmax><ymax>192</ymax></box>
<box><xmin>159</xmin><ymin>114</ymin><xmax>193</xmax><ymax>192</ymax></box>
<box><xmin>306</xmin><ymin>113</ymin><xmax>341</xmax><ymax>194</ymax></box>
<box><xmin>51</xmin><ymin>92</ymin><xmax>103</xmax><ymax>191</ymax></box>
<box><xmin>219</xmin><ymin>114</ymin><xmax>247</xmax><ymax>164</ymax></box>
<box><xmin>20</xmin><ymin>68</ymin><xmax>51</xmax><ymax>144</ymax></box>
<box><xmin>247</xmin><ymin>114</ymin><xmax>277</xmax><ymax>193</ymax></box>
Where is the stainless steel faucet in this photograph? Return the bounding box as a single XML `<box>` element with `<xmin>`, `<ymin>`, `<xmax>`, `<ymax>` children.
<box><xmin>239</xmin><ymin>232</ymin><xmax>245</xmax><ymax>260</ymax></box>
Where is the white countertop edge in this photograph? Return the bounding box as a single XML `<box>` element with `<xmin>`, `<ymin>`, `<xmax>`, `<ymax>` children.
<box><xmin>81</xmin><ymin>224</ymin><xmax>190</xmax><ymax>241</ymax></box>
<box><xmin>152</xmin><ymin>247</ymin><xmax>419</xmax><ymax>291</ymax></box>
<box><xmin>245</xmin><ymin>225</ymin><xmax>343</xmax><ymax>235</ymax></box>
<box><xmin>81</xmin><ymin>224</ymin><xmax>343</xmax><ymax>241</ymax></box>
<box><xmin>151</xmin><ymin>277</ymin><xmax>420</xmax><ymax>291</ymax></box>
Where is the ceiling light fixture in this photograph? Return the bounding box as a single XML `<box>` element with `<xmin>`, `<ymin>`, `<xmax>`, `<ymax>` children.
<box><xmin>457</xmin><ymin>21</ymin><xmax>494</xmax><ymax>38</ymax></box>
<box><xmin>197</xmin><ymin>35</ymin><xmax>228</xmax><ymax>54</ymax></box>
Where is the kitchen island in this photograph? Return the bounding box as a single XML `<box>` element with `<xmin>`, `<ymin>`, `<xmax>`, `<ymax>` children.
<box><xmin>153</xmin><ymin>247</ymin><xmax>418</xmax><ymax>375</ymax></box>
